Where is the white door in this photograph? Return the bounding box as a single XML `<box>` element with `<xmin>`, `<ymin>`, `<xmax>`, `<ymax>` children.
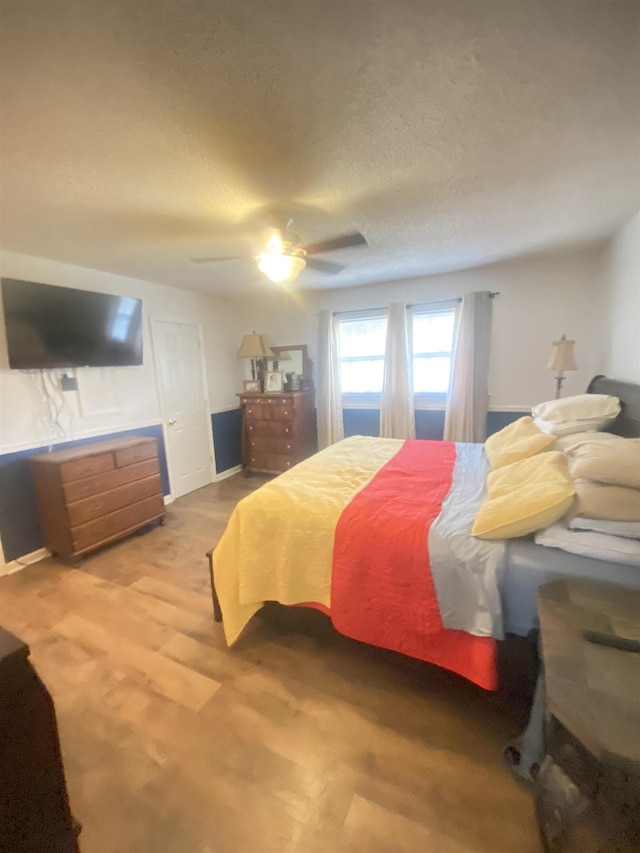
<box><xmin>152</xmin><ymin>319</ymin><xmax>215</xmax><ymax>498</ymax></box>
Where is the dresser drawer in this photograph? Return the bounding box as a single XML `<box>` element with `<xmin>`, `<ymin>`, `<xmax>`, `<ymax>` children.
<box><xmin>71</xmin><ymin>494</ymin><xmax>165</xmax><ymax>552</ymax></box>
<box><xmin>66</xmin><ymin>475</ymin><xmax>163</xmax><ymax>527</ymax></box>
<box><xmin>62</xmin><ymin>458</ymin><xmax>160</xmax><ymax>503</ymax></box>
<box><xmin>246</xmin><ymin>420</ymin><xmax>293</xmax><ymax>439</ymax></box>
<box><xmin>248</xmin><ymin>436</ymin><xmax>293</xmax><ymax>455</ymax></box>
<box><xmin>245</xmin><ymin>403</ymin><xmax>294</xmax><ymax>422</ymax></box>
<box><xmin>60</xmin><ymin>453</ymin><xmax>114</xmax><ymax>483</ymax></box>
<box><xmin>115</xmin><ymin>441</ymin><xmax>157</xmax><ymax>468</ymax></box>
<box><xmin>247</xmin><ymin>451</ymin><xmax>294</xmax><ymax>473</ymax></box>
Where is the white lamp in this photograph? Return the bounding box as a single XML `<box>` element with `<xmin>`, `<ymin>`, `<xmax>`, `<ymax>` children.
<box><xmin>257</xmin><ymin>232</ymin><xmax>306</xmax><ymax>284</ymax></box>
<box><xmin>237</xmin><ymin>332</ymin><xmax>274</xmax><ymax>390</ymax></box>
<box><xmin>546</xmin><ymin>334</ymin><xmax>577</xmax><ymax>398</ymax></box>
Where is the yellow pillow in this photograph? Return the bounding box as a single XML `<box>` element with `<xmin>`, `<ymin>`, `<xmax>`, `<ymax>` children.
<box><xmin>472</xmin><ymin>451</ymin><xmax>575</xmax><ymax>539</ymax></box>
<box><xmin>484</xmin><ymin>416</ymin><xmax>556</xmax><ymax>469</ymax></box>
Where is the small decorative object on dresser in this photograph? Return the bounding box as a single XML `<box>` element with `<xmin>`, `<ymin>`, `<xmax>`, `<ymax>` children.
<box><xmin>238</xmin><ymin>390</ymin><xmax>316</xmax><ymax>474</ymax></box>
<box><xmin>243</xmin><ymin>380</ymin><xmax>260</xmax><ymax>392</ymax></box>
<box><xmin>265</xmin><ymin>371</ymin><xmax>284</xmax><ymax>393</ymax></box>
<box><xmin>30</xmin><ymin>436</ymin><xmax>165</xmax><ymax>561</ymax></box>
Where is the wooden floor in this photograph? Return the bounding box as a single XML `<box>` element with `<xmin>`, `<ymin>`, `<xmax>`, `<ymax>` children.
<box><xmin>0</xmin><ymin>473</ymin><xmax>543</xmax><ymax>853</ymax></box>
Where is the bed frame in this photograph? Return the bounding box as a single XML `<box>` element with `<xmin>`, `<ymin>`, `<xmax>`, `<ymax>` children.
<box><xmin>587</xmin><ymin>375</ymin><xmax>640</xmax><ymax>437</ymax></box>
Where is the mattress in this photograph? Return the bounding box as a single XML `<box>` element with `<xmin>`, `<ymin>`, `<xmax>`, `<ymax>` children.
<box><xmin>502</xmin><ymin>537</ymin><xmax>640</xmax><ymax>636</ymax></box>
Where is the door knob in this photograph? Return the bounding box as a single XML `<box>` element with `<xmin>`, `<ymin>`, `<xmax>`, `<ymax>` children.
<box><xmin>168</xmin><ymin>418</ymin><xmax>177</xmax><ymax>426</ymax></box>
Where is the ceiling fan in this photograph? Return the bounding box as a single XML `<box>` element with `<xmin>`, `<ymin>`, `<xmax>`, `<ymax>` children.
<box><xmin>191</xmin><ymin>221</ymin><xmax>367</xmax><ymax>284</ymax></box>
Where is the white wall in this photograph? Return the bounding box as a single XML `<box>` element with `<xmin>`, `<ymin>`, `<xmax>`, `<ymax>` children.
<box><xmin>601</xmin><ymin>210</ymin><xmax>640</xmax><ymax>382</ymax></box>
<box><xmin>0</xmin><ymin>251</ymin><xmax>245</xmax><ymax>453</ymax></box>
<box><xmin>230</xmin><ymin>244</ymin><xmax>607</xmax><ymax>409</ymax></box>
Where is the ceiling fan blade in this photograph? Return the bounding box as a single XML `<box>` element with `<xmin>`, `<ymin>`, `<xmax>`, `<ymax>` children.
<box><xmin>190</xmin><ymin>255</ymin><xmax>253</xmax><ymax>264</ymax></box>
<box><xmin>302</xmin><ymin>230</ymin><xmax>367</xmax><ymax>255</ymax></box>
<box><xmin>305</xmin><ymin>257</ymin><xmax>346</xmax><ymax>275</ymax></box>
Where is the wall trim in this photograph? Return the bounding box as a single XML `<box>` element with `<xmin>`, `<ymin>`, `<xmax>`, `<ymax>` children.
<box><xmin>163</xmin><ymin>494</ymin><xmax>175</xmax><ymax>505</ymax></box>
<box><xmin>216</xmin><ymin>464</ymin><xmax>242</xmax><ymax>481</ymax></box>
<box><xmin>210</xmin><ymin>404</ymin><xmax>241</xmax><ymax>415</ymax></box>
<box><xmin>0</xmin><ymin>418</ymin><xmax>163</xmax><ymax>456</ymax></box>
<box><xmin>0</xmin><ymin>547</ymin><xmax>51</xmax><ymax>577</ymax></box>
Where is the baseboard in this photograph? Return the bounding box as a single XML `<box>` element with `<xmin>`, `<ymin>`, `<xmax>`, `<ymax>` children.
<box><xmin>0</xmin><ymin>547</ymin><xmax>51</xmax><ymax>577</ymax></box>
<box><xmin>216</xmin><ymin>465</ymin><xmax>242</xmax><ymax>481</ymax></box>
<box><xmin>163</xmin><ymin>494</ymin><xmax>175</xmax><ymax>505</ymax></box>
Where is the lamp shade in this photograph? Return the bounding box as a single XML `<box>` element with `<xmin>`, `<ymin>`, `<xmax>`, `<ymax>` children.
<box><xmin>546</xmin><ymin>335</ymin><xmax>577</xmax><ymax>372</ymax></box>
<box><xmin>257</xmin><ymin>253</ymin><xmax>306</xmax><ymax>284</ymax></box>
<box><xmin>236</xmin><ymin>333</ymin><xmax>274</xmax><ymax>359</ymax></box>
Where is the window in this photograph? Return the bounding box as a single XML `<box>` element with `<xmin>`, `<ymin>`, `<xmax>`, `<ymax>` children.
<box><xmin>412</xmin><ymin>308</ymin><xmax>456</xmax><ymax>394</ymax></box>
<box><xmin>338</xmin><ymin>304</ymin><xmax>456</xmax><ymax>396</ymax></box>
<box><xmin>338</xmin><ymin>314</ymin><xmax>387</xmax><ymax>393</ymax></box>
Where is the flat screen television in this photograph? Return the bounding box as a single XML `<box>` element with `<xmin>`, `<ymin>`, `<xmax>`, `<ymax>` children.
<box><xmin>1</xmin><ymin>278</ymin><xmax>143</xmax><ymax>369</ymax></box>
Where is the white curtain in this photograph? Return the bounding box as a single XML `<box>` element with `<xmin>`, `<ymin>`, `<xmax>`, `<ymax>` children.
<box><xmin>380</xmin><ymin>302</ymin><xmax>415</xmax><ymax>439</ymax></box>
<box><xmin>316</xmin><ymin>309</ymin><xmax>344</xmax><ymax>449</ymax></box>
<box><xmin>443</xmin><ymin>291</ymin><xmax>493</xmax><ymax>443</ymax></box>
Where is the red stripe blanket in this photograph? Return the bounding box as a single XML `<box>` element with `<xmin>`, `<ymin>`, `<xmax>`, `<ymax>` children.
<box><xmin>331</xmin><ymin>440</ymin><xmax>497</xmax><ymax>690</ymax></box>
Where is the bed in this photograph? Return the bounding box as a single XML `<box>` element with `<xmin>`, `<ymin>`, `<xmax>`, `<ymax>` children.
<box><xmin>211</xmin><ymin>376</ymin><xmax>640</xmax><ymax>691</ymax></box>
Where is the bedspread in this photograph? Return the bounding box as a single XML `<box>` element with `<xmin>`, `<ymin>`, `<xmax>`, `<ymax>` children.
<box><xmin>213</xmin><ymin>436</ymin><xmax>498</xmax><ymax>689</ymax></box>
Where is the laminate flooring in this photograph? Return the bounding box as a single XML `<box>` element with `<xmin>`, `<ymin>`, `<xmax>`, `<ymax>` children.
<box><xmin>0</xmin><ymin>473</ymin><xmax>543</xmax><ymax>853</ymax></box>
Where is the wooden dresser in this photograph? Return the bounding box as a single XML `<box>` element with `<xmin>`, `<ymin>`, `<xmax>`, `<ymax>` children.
<box><xmin>30</xmin><ymin>436</ymin><xmax>165</xmax><ymax>561</ymax></box>
<box><xmin>238</xmin><ymin>391</ymin><xmax>316</xmax><ymax>474</ymax></box>
<box><xmin>0</xmin><ymin>626</ymin><xmax>80</xmax><ymax>852</ymax></box>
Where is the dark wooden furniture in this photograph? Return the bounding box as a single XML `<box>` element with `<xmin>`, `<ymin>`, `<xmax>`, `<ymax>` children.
<box><xmin>238</xmin><ymin>391</ymin><xmax>316</xmax><ymax>474</ymax></box>
<box><xmin>30</xmin><ymin>436</ymin><xmax>165</xmax><ymax>561</ymax></box>
<box><xmin>0</xmin><ymin>627</ymin><xmax>80</xmax><ymax>853</ymax></box>
<box><xmin>534</xmin><ymin>579</ymin><xmax>640</xmax><ymax>852</ymax></box>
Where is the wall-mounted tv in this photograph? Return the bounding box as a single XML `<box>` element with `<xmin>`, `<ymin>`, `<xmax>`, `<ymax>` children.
<box><xmin>1</xmin><ymin>278</ymin><xmax>143</xmax><ymax>369</ymax></box>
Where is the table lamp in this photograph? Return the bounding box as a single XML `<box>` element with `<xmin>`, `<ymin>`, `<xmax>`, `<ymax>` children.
<box><xmin>546</xmin><ymin>334</ymin><xmax>577</xmax><ymax>398</ymax></box>
<box><xmin>237</xmin><ymin>332</ymin><xmax>274</xmax><ymax>391</ymax></box>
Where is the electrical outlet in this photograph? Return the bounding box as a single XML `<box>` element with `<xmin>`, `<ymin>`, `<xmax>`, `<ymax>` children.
<box><xmin>60</xmin><ymin>374</ymin><xmax>77</xmax><ymax>391</ymax></box>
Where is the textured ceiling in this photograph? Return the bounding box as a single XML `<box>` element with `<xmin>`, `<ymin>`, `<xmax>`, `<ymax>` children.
<box><xmin>0</xmin><ymin>0</ymin><xmax>639</xmax><ymax>295</ymax></box>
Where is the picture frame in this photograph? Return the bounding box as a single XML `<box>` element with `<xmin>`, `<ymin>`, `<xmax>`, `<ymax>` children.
<box><xmin>265</xmin><ymin>371</ymin><xmax>284</xmax><ymax>393</ymax></box>
<box><xmin>243</xmin><ymin>379</ymin><xmax>260</xmax><ymax>392</ymax></box>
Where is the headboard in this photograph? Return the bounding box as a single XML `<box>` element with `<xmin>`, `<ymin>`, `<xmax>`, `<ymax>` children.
<box><xmin>587</xmin><ymin>375</ymin><xmax>640</xmax><ymax>438</ymax></box>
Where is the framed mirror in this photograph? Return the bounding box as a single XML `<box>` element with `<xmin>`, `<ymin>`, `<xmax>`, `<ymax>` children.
<box><xmin>268</xmin><ymin>345</ymin><xmax>313</xmax><ymax>391</ymax></box>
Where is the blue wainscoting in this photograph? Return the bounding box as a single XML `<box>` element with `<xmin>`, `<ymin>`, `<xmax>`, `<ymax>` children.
<box><xmin>211</xmin><ymin>409</ymin><xmax>243</xmax><ymax>473</ymax></box>
<box><xmin>1</xmin><ymin>408</ymin><xmax>526</xmax><ymax>562</ymax></box>
<box><xmin>344</xmin><ymin>408</ymin><xmax>526</xmax><ymax>440</ymax></box>
<box><xmin>0</xmin><ymin>425</ymin><xmax>168</xmax><ymax>563</ymax></box>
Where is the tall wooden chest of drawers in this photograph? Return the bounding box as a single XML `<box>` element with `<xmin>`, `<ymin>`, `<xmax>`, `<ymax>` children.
<box><xmin>0</xmin><ymin>627</ymin><xmax>81</xmax><ymax>853</ymax></box>
<box><xmin>30</xmin><ymin>436</ymin><xmax>165</xmax><ymax>561</ymax></box>
<box><xmin>238</xmin><ymin>391</ymin><xmax>316</xmax><ymax>475</ymax></box>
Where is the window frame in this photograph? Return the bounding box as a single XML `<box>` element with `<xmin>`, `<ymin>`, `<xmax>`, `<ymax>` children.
<box><xmin>336</xmin><ymin>302</ymin><xmax>458</xmax><ymax>409</ymax></box>
<box><xmin>410</xmin><ymin>301</ymin><xmax>458</xmax><ymax>408</ymax></box>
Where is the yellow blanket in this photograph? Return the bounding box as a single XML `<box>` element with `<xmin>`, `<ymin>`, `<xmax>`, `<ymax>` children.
<box><xmin>213</xmin><ymin>436</ymin><xmax>402</xmax><ymax>645</ymax></box>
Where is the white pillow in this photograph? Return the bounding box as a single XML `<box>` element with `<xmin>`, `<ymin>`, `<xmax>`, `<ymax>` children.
<box><xmin>534</xmin><ymin>522</ymin><xmax>640</xmax><ymax>567</ymax></box>
<box><xmin>533</xmin><ymin>415</ymin><xmax>616</xmax><ymax>436</ymax></box>
<box><xmin>568</xmin><ymin>517</ymin><xmax>640</xmax><ymax>540</ymax></box>
<box><xmin>532</xmin><ymin>393</ymin><xmax>620</xmax><ymax>424</ymax></box>
<box><xmin>554</xmin><ymin>432</ymin><xmax>620</xmax><ymax>452</ymax></box>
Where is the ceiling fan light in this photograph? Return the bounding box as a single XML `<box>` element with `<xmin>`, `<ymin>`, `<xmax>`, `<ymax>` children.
<box><xmin>257</xmin><ymin>252</ymin><xmax>306</xmax><ymax>284</ymax></box>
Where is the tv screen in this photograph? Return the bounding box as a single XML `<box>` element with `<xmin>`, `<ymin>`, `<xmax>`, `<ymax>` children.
<box><xmin>1</xmin><ymin>278</ymin><xmax>143</xmax><ymax>369</ymax></box>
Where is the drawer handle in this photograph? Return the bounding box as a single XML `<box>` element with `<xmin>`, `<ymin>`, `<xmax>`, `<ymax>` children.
<box><xmin>267</xmin><ymin>398</ymin><xmax>272</xmax><ymax>404</ymax></box>
<box><xmin>287</xmin><ymin>444</ymin><xmax>291</xmax><ymax>450</ymax></box>
<box><xmin>249</xmin><ymin>426</ymin><xmax>253</xmax><ymax>431</ymax></box>
<box><xmin>284</xmin><ymin>411</ymin><xmax>289</xmax><ymax>415</ymax></box>
<box><xmin>251</xmin><ymin>441</ymin><xmax>255</xmax><ymax>447</ymax></box>
<box><xmin>247</xmin><ymin>409</ymin><xmax>252</xmax><ymax>415</ymax></box>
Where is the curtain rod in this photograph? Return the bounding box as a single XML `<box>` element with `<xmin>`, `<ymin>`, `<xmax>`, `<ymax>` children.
<box><xmin>330</xmin><ymin>291</ymin><xmax>500</xmax><ymax>316</ymax></box>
